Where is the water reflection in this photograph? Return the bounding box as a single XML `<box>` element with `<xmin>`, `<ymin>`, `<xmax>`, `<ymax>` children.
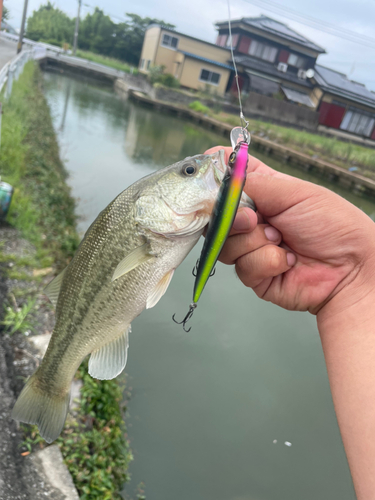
<box><xmin>42</xmin><ymin>70</ymin><xmax>363</xmax><ymax>500</ymax></box>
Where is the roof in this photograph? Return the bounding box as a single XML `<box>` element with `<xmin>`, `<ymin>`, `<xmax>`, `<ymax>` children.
<box><xmin>216</xmin><ymin>15</ymin><xmax>326</xmax><ymax>54</ymax></box>
<box><xmin>180</xmin><ymin>51</ymin><xmax>233</xmax><ymax>71</ymax></box>
<box><xmin>146</xmin><ymin>24</ymin><xmax>230</xmax><ymax>51</ymax></box>
<box><xmin>234</xmin><ymin>54</ymin><xmax>313</xmax><ymax>89</ymax></box>
<box><xmin>281</xmin><ymin>86</ymin><xmax>315</xmax><ymax>107</ymax></box>
<box><xmin>314</xmin><ymin>65</ymin><xmax>375</xmax><ymax>110</ymax></box>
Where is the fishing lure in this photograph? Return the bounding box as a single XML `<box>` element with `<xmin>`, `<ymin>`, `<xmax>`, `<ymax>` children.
<box><xmin>173</xmin><ymin>127</ymin><xmax>253</xmax><ymax>331</ymax></box>
<box><xmin>173</xmin><ymin>0</ymin><xmax>255</xmax><ymax>331</ymax></box>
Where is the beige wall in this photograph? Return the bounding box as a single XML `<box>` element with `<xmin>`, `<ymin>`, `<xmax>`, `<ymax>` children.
<box><xmin>139</xmin><ymin>26</ymin><xmax>161</xmax><ymax>73</ymax></box>
<box><xmin>180</xmin><ymin>58</ymin><xmax>230</xmax><ymax>95</ymax></box>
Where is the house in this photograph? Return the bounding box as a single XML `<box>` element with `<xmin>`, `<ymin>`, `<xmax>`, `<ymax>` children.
<box><xmin>215</xmin><ymin>15</ymin><xmax>325</xmax><ymax>107</ymax></box>
<box><xmin>314</xmin><ymin>65</ymin><xmax>375</xmax><ymax>140</ymax></box>
<box><xmin>138</xmin><ymin>25</ymin><xmax>233</xmax><ymax>96</ymax></box>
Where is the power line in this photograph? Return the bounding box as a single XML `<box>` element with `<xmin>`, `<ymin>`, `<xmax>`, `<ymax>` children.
<box><xmin>241</xmin><ymin>0</ymin><xmax>375</xmax><ymax>50</ymax></box>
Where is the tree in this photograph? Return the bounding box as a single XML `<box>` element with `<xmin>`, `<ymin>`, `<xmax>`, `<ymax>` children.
<box><xmin>2</xmin><ymin>1</ymin><xmax>10</xmax><ymax>21</ymax></box>
<box><xmin>79</xmin><ymin>8</ymin><xmax>116</xmax><ymax>56</ymax></box>
<box><xmin>26</xmin><ymin>3</ymin><xmax>74</xmax><ymax>46</ymax></box>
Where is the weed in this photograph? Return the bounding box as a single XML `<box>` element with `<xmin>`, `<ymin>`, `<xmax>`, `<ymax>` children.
<box><xmin>189</xmin><ymin>100</ymin><xmax>211</xmax><ymax>115</ymax></box>
<box><xmin>2</xmin><ymin>298</ymin><xmax>36</xmax><ymax>335</ymax></box>
<box><xmin>75</xmin><ymin>50</ymin><xmax>137</xmax><ymax>74</ymax></box>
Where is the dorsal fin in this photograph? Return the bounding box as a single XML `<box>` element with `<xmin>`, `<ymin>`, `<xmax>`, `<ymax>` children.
<box><xmin>44</xmin><ymin>268</ymin><xmax>66</xmax><ymax>308</ymax></box>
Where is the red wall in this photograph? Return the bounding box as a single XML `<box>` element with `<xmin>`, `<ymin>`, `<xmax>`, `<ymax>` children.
<box><xmin>371</xmin><ymin>125</ymin><xmax>375</xmax><ymax>141</ymax></box>
<box><xmin>278</xmin><ymin>50</ymin><xmax>290</xmax><ymax>63</ymax></box>
<box><xmin>319</xmin><ymin>102</ymin><xmax>346</xmax><ymax>128</ymax></box>
<box><xmin>238</xmin><ymin>36</ymin><xmax>251</xmax><ymax>54</ymax></box>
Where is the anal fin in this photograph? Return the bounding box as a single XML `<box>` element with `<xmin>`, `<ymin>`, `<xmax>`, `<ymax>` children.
<box><xmin>88</xmin><ymin>326</ymin><xmax>131</xmax><ymax>380</ymax></box>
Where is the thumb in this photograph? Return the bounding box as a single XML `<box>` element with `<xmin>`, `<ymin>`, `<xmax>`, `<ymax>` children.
<box><xmin>244</xmin><ymin>172</ymin><xmax>318</xmax><ymax>218</ymax></box>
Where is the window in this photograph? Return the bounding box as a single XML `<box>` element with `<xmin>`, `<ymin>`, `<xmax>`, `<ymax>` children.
<box><xmin>225</xmin><ymin>34</ymin><xmax>239</xmax><ymax>48</ymax></box>
<box><xmin>161</xmin><ymin>33</ymin><xmax>179</xmax><ymax>49</ymax></box>
<box><xmin>248</xmin><ymin>40</ymin><xmax>277</xmax><ymax>63</ymax></box>
<box><xmin>216</xmin><ymin>34</ymin><xmax>227</xmax><ymax>47</ymax></box>
<box><xmin>340</xmin><ymin>109</ymin><xmax>375</xmax><ymax>137</ymax></box>
<box><xmin>287</xmin><ymin>53</ymin><xmax>305</xmax><ymax>68</ymax></box>
<box><xmin>146</xmin><ymin>60</ymin><xmax>151</xmax><ymax>70</ymax></box>
<box><xmin>140</xmin><ymin>59</ymin><xmax>144</xmax><ymax>69</ymax></box>
<box><xmin>199</xmin><ymin>69</ymin><xmax>221</xmax><ymax>85</ymax></box>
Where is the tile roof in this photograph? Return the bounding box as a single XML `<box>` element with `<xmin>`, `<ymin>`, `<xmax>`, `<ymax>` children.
<box><xmin>180</xmin><ymin>51</ymin><xmax>234</xmax><ymax>70</ymax></box>
<box><xmin>314</xmin><ymin>65</ymin><xmax>375</xmax><ymax>109</ymax></box>
<box><xmin>217</xmin><ymin>16</ymin><xmax>326</xmax><ymax>53</ymax></box>
<box><xmin>234</xmin><ymin>54</ymin><xmax>313</xmax><ymax>88</ymax></box>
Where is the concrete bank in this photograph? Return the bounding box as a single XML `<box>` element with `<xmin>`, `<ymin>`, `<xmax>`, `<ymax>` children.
<box><xmin>128</xmin><ymin>90</ymin><xmax>375</xmax><ymax>198</ymax></box>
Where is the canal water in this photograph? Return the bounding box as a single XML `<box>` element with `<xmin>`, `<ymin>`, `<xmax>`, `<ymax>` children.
<box><xmin>43</xmin><ymin>71</ymin><xmax>372</xmax><ymax>500</ymax></box>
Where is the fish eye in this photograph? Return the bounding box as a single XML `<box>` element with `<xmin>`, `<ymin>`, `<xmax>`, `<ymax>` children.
<box><xmin>183</xmin><ymin>164</ymin><xmax>197</xmax><ymax>176</ymax></box>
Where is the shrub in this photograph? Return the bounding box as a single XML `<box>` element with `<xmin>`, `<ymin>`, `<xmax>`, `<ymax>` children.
<box><xmin>188</xmin><ymin>100</ymin><xmax>211</xmax><ymax>115</ymax></box>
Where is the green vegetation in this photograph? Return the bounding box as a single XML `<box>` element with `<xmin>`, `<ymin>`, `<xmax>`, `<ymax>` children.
<box><xmin>0</xmin><ymin>62</ymin><xmax>78</xmax><ymax>269</ymax></box>
<box><xmin>26</xmin><ymin>3</ymin><xmax>174</xmax><ymax>66</ymax></box>
<box><xmin>22</xmin><ymin>362</ymin><xmax>132</xmax><ymax>499</ymax></box>
<box><xmin>75</xmin><ymin>50</ymin><xmax>137</xmax><ymax>74</ymax></box>
<box><xmin>189</xmin><ymin>100</ymin><xmax>211</xmax><ymax>115</ymax></box>
<box><xmin>215</xmin><ymin>112</ymin><xmax>375</xmax><ymax>178</ymax></box>
<box><xmin>148</xmin><ymin>65</ymin><xmax>180</xmax><ymax>88</ymax></box>
<box><xmin>1</xmin><ymin>63</ymin><xmax>133</xmax><ymax>498</ymax></box>
<box><xmin>1</xmin><ymin>298</ymin><xmax>36</xmax><ymax>335</ymax></box>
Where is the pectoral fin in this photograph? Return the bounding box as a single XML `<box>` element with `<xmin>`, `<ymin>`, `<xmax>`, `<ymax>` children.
<box><xmin>111</xmin><ymin>243</ymin><xmax>153</xmax><ymax>282</ymax></box>
<box><xmin>44</xmin><ymin>268</ymin><xmax>66</xmax><ymax>308</ymax></box>
<box><xmin>88</xmin><ymin>326</ymin><xmax>131</xmax><ymax>380</ymax></box>
<box><xmin>146</xmin><ymin>269</ymin><xmax>175</xmax><ymax>309</ymax></box>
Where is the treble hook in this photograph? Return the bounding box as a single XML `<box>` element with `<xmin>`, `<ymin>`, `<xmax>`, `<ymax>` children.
<box><xmin>192</xmin><ymin>259</ymin><xmax>200</xmax><ymax>277</ymax></box>
<box><xmin>172</xmin><ymin>303</ymin><xmax>197</xmax><ymax>332</ymax></box>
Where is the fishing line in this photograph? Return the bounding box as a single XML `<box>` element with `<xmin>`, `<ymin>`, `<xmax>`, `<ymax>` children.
<box><xmin>227</xmin><ymin>0</ymin><xmax>249</xmax><ymax>131</ymax></box>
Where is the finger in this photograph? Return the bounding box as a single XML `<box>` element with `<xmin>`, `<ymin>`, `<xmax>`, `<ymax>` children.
<box><xmin>230</xmin><ymin>207</ymin><xmax>258</xmax><ymax>234</ymax></box>
<box><xmin>244</xmin><ymin>172</ymin><xmax>319</xmax><ymax>219</ymax></box>
<box><xmin>235</xmin><ymin>244</ymin><xmax>296</xmax><ymax>288</ymax></box>
<box><xmin>219</xmin><ymin>224</ymin><xmax>282</xmax><ymax>265</ymax></box>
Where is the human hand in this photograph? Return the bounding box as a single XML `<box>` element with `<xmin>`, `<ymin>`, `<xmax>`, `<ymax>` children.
<box><xmin>205</xmin><ymin>146</ymin><xmax>375</xmax><ymax>319</ymax></box>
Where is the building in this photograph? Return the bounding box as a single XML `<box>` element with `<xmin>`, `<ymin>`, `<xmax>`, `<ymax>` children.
<box><xmin>138</xmin><ymin>16</ymin><xmax>375</xmax><ymax>141</ymax></box>
<box><xmin>314</xmin><ymin>65</ymin><xmax>375</xmax><ymax>140</ymax></box>
<box><xmin>215</xmin><ymin>15</ymin><xmax>325</xmax><ymax>108</ymax></box>
<box><xmin>138</xmin><ymin>25</ymin><xmax>233</xmax><ymax>96</ymax></box>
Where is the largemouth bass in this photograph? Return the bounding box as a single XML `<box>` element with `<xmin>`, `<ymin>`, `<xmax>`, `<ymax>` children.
<box><xmin>12</xmin><ymin>150</ymin><xmax>250</xmax><ymax>443</ymax></box>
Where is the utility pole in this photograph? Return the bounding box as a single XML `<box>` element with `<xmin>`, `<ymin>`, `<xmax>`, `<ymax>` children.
<box><xmin>73</xmin><ymin>0</ymin><xmax>82</xmax><ymax>56</ymax></box>
<box><xmin>17</xmin><ymin>0</ymin><xmax>29</xmax><ymax>54</ymax></box>
<box><xmin>0</xmin><ymin>1</ymin><xmax>3</xmax><ymax>30</ymax></box>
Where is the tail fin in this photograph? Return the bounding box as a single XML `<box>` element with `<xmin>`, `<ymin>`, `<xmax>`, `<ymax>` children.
<box><xmin>11</xmin><ymin>373</ymin><xmax>70</xmax><ymax>443</ymax></box>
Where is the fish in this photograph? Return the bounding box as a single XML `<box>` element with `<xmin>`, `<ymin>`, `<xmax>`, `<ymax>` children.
<box><xmin>11</xmin><ymin>149</ymin><xmax>252</xmax><ymax>444</ymax></box>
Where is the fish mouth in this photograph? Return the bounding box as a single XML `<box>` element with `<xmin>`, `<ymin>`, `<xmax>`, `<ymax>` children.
<box><xmin>211</xmin><ymin>149</ymin><xmax>227</xmax><ymax>185</ymax></box>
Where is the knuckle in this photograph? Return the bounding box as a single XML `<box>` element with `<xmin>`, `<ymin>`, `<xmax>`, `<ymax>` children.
<box><xmin>266</xmin><ymin>246</ymin><xmax>282</xmax><ymax>271</ymax></box>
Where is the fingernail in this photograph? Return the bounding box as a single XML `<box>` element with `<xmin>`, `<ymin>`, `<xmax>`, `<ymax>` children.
<box><xmin>287</xmin><ymin>253</ymin><xmax>297</xmax><ymax>266</ymax></box>
<box><xmin>264</xmin><ymin>226</ymin><xmax>280</xmax><ymax>242</ymax></box>
<box><xmin>233</xmin><ymin>210</ymin><xmax>251</xmax><ymax>231</ymax></box>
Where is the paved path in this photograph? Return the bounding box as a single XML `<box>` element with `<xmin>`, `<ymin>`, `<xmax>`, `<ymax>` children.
<box><xmin>0</xmin><ymin>37</ymin><xmax>16</xmax><ymax>69</ymax></box>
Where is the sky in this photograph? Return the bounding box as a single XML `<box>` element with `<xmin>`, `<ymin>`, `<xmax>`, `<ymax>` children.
<box><xmin>9</xmin><ymin>0</ymin><xmax>375</xmax><ymax>91</ymax></box>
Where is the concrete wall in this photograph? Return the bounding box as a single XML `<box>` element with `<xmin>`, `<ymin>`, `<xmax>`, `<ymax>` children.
<box><xmin>243</xmin><ymin>91</ymin><xmax>319</xmax><ymax>130</ymax></box>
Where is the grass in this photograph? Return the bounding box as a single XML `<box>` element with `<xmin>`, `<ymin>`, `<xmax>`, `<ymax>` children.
<box><xmin>1</xmin><ymin>62</ymin><xmax>134</xmax><ymax>498</ymax></box>
<box><xmin>182</xmin><ymin>98</ymin><xmax>375</xmax><ymax>179</ymax></box>
<box><xmin>215</xmin><ymin>111</ymin><xmax>375</xmax><ymax>178</ymax></box>
<box><xmin>75</xmin><ymin>50</ymin><xmax>138</xmax><ymax>75</ymax></box>
<box><xmin>0</xmin><ymin>62</ymin><xmax>79</xmax><ymax>269</ymax></box>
